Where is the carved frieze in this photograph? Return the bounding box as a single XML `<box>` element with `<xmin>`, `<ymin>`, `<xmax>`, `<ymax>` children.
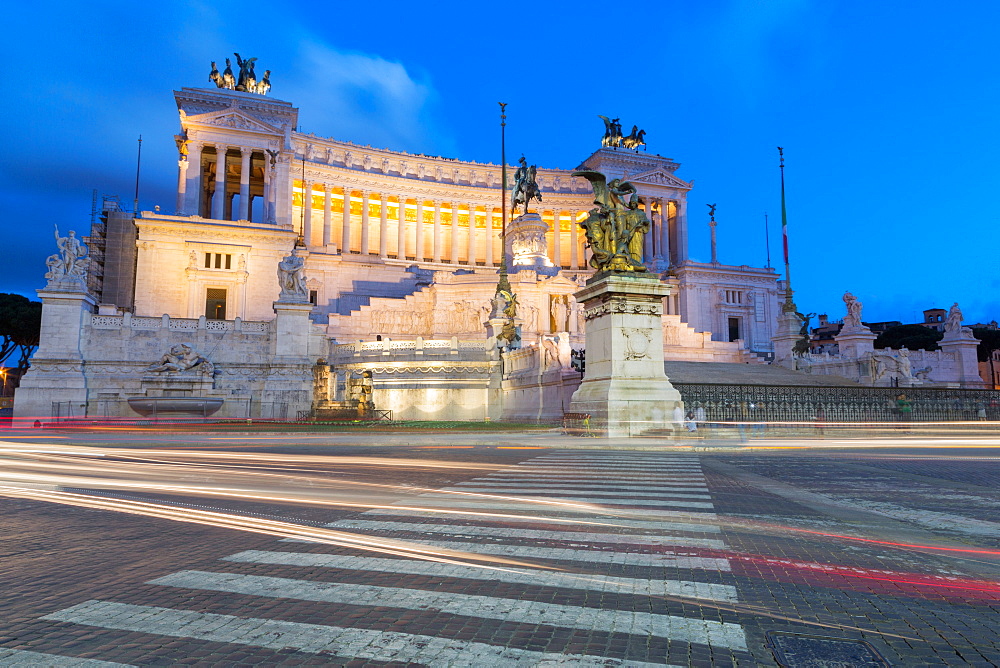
<box><xmin>583</xmin><ymin>298</ymin><xmax>663</xmax><ymax>320</ymax></box>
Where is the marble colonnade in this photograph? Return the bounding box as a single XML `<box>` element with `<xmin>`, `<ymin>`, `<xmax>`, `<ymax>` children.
<box><xmin>293</xmin><ymin>184</ymin><xmax>596</xmax><ymax>269</ymax></box>
<box><xmin>179</xmin><ymin>142</ymin><xmax>272</xmax><ymax>223</ymax></box>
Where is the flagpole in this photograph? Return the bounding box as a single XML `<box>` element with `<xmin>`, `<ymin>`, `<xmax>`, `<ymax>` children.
<box><xmin>778</xmin><ymin>147</ymin><xmax>795</xmax><ymax>311</ymax></box>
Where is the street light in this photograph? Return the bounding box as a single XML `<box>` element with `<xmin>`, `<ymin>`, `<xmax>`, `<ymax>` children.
<box><xmin>0</xmin><ymin>368</ymin><xmax>7</xmax><ymax>397</ymax></box>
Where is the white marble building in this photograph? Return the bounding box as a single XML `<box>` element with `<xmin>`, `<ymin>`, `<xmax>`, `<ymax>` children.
<box><xmin>16</xmin><ymin>79</ymin><xmax>785</xmax><ymax>420</ymax></box>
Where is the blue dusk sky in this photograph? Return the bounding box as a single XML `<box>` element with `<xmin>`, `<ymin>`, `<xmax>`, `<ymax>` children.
<box><xmin>2</xmin><ymin>0</ymin><xmax>998</xmax><ymax>325</ymax></box>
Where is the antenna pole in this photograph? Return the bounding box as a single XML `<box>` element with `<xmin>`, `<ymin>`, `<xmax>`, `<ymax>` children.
<box><xmin>133</xmin><ymin>135</ymin><xmax>142</xmax><ymax>216</ymax></box>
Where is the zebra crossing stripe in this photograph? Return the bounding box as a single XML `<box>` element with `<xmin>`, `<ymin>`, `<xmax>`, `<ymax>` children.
<box><xmin>320</xmin><ymin>519</ymin><xmax>726</xmax><ymax>548</ymax></box>
<box><xmin>439</xmin><ymin>487</ymin><xmax>713</xmax><ymax>499</ymax></box>
<box><xmin>410</xmin><ymin>496</ymin><xmax>715</xmax><ymax>510</ymax></box>
<box><xmin>451</xmin><ymin>482</ymin><xmax>710</xmax><ymax>492</ymax></box>
<box><xmin>390</xmin><ymin>538</ymin><xmax>733</xmax><ymax>571</ymax></box>
<box><xmin>484</xmin><ymin>474</ymin><xmax>707</xmax><ymax>482</ymax></box>
<box><xmin>42</xmin><ymin>600</ymin><xmax>678</xmax><ymax>667</ymax></box>
<box><xmin>0</xmin><ymin>649</ymin><xmax>134</xmax><ymax>667</ymax></box>
<box><xmin>149</xmin><ymin>570</ymin><xmax>746</xmax><ymax>651</ymax></box>
<box><xmin>222</xmin><ymin>550</ymin><xmax>738</xmax><ymax>602</ymax></box>
<box><xmin>361</xmin><ymin>508</ymin><xmax>723</xmax><ymax>532</ymax></box>
<box><xmin>510</xmin><ymin>466</ymin><xmax>704</xmax><ymax>472</ymax></box>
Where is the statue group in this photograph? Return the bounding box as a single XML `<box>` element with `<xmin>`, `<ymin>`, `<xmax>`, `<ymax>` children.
<box><xmin>277</xmin><ymin>251</ymin><xmax>308</xmax><ymax>300</ymax></box>
<box><xmin>146</xmin><ymin>343</ymin><xmax>214</xmax><ymax>376</ymax></box>
<box><xmin>209</xmin><ymin>54</ymin><xmax>271</xmax><ymax>95</ymax></box>
<box><xmin>571</xmin><ymin>171</ymin><xmax>650</xmax><ymax>273</ymax></box>
<box><xmin>598</xmin><ymin>116</ymin><xmax>646</xmax><ymax>149</ymax></box>
<box><xmin>45</xmin><ymin>225</ymin><xmax>89</xmax><ymax>282</ymax></box>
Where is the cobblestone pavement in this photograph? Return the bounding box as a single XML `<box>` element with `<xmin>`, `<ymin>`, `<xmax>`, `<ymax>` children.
<box><xmin>0</xmin><ymin>436</ymin><xmax>998</xmax><ymax>666</ymax></box>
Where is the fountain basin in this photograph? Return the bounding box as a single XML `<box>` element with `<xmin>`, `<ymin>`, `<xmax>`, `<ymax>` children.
<box><xmin>127</xmin><ymin>397</ymin><xmax>224</xmax><ymax>418</ymax></box>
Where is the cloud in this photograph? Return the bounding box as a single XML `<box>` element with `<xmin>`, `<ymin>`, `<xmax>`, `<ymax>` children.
<box><xmin>281</xmin><ymin>39</ymin><xmax>453</xmax><ymax>156</ymax></box>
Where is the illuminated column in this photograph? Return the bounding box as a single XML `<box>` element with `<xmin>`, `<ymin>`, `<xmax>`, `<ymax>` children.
<box><xmin>396</xmin><ymin>197</ymin><xmax>407</xmax><ymax>258</ymax></box>
<box><xmin>661</xmin><ymin>198</ymin><xmax>673</xmax><ymax>265</ymax></box>
<box><xmin>467</xmin><ymin>205</ymin><xmax>477</xmax><ymax>265</ymax></box>
<box><xmin>676</xmin><ymin>197</ymin><xmax>689</xmax><ymax>263</ymax></box>
<box><xmin>183</xmin><ymin>141</ymin><xmax>202</xmax><ymax>215</ymax></box>
<box><xmin>552</xmin><ymin>210</ymin><xmax>561</xmax><ymax>268</ymax></box>
<box><xmin>432</xmin><ymin>201</ymin><xmax>442</xmax><ymax>263</ymax></box>
<box><xmin>570</xmin><ymin>211</ymin><xmax>579</xmax><ymax>268</ymax></box>
<box><xmin>238</xmin><ymin>148</ymin><xmax>251</xmax><ymax>221</ymax></box>
<box><xmin>302</xmin><ymin>181</ymin><xmax>313</xmax><ymax>246</ymax></box>
<box><xmin>176</xmin><ymin>158</ymin><xmax>188</xmax><ymax>215</ymax></box>
<box><xmin>415</xmin><ymin>200</ymin><xmax>425</xmax><ymax>261</ymax></box>
<box><xmin>378</xmin><ymin>193</ymin><xmax>389</xmax><ymax>258</ymax></box>
<box><xmin>450</xmin><ymin>204</ymin><xmax>462</xmax><ymax>263</ymax></box>
<box><xmin>341</xmin><ymin>188</ymin><xmax>352</xmax><ymax>253</ymax></box>
<box><xmin>360</xmin><ymin>190</ymin><xmax>370</xmax><ymax>255</ymax></box>
<box><xmin>322</xmin><ymin>185</ymin><xmax>332</xmax><ymax>247</ymax></box>
<box><xmin>643</xmin><ymin>198</ymin><xmax>653</xmax><ymax>263</ymax></box>
<box><xmin>211</xmin><ymin>144</ymin><xmax>227</xmax><ymax>220</ymax></box>
<box><xmin>486</xmin><ymin>209</ymin><xmax>495</xmax><ymax>266</ymax></box>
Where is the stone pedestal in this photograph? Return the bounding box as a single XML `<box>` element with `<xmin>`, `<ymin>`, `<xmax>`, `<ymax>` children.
<box><xmin>940</xmin><ymin>331</ymin><xmax>985</xmax><ymax>388</ymax></box>
<box><xmin>771</xmin><ymin>310</ymin><xmax>802</xmax><ymax>368</ymax></box>
<box><xmin>507</xmin><ymin>213</ymin><xmax>558</xmax><ymax>276</ymax></box>
<box><xmin>835</xmin><ymin>325</ymin><xmax>877</xmax><ymax>360</ymax></box>
<box><xmin>568</xmin><ymin>274</ymin><xmax>682</xmax><ymax>437</ymax></box>
<box><xmin>14</xmin><ymin>284</ymin><xmax>96</xmax><ymax>418</ymax></box>
<box><xmin>272</xmin><ymin>300</ymin><xmax>314</xmax><ymax>362</ymax></box>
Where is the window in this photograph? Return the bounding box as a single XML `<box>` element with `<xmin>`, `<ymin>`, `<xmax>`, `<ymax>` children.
<box><xmin>206</xmin><ymin>288</ymin><xmax>227</xmax><ymax>320</ymax></box>
<box><xmin>309</xmin><ymin>290</ymin><xmax>318</xmax><ymax>305</ymax></box>
<box><xmin>204</xmin><ymin>253</ymin><xmax>232</xmax><ymax>269</ymax></box>
<box><xmin>724</xmin><ymin>290</ymin><xmax>743</xmax><ymax>305</ymax></box>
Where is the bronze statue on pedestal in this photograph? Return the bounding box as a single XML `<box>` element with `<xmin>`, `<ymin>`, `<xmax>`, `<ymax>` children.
<box><xmin>571</xmin><ymin>170</ymin><xmax>650</xmax><ymax>273</ymax></box>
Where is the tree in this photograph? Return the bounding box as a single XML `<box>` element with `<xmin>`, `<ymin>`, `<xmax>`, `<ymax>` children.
<box><xmin>873</xmin><ymin>323</ymin><xmax>943</xmax><ymax>351</ymax></box>
<box><xmin>0</xmin><ymin>293</ymin><xmax>42</xmax><ymax>381</ymax></box>
<box><xmin>972</xmin><ymin>327</ymin><xmax>1000</xmax><ymax>363</ymax></box>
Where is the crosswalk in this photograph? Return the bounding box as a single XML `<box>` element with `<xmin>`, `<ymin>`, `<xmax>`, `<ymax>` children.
<box><xmin>35</xmin><ymin>452</ymin><xmax>749</xmax><ymax>665</ymax></box>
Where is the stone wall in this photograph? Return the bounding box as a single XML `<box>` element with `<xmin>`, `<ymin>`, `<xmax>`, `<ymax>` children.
<box><xmin>15</xmin><ymin>305</ymin><xmax>319</xmax><ymax>419</ymax></box>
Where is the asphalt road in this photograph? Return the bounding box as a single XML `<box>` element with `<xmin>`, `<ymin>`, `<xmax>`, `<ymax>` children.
<box><xmin>0</xmin><ymin>429</ymin><xmax>998</xmax><ymax>666</ymax></box>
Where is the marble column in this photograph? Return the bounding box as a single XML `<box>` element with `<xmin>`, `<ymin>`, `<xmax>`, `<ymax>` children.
<box><xmin>360</xmin><ymin>190</ymin><xmax>370</xmax><ymax>255</ymax></box>
<box><xmin>184</xmin><ymin>141</ymin><xmax>202</xmax><ymax>216</ymax></box>
<box><xmin>396</xmin><ymin>197</ymin><xmax>407</xmax><ymax>259</ymax></box>
<box><xmin>676</xmin><ymin>197</ymin><xmax>689</xmax><ymax>263</ymax></box>
<box><xmin>176</xmin><ymin>158</ymin><xmax>188</xmax><ymax>215</ymax></box>
<box><xmin>551</xmin><ymin>210</ymin><xmax>561</xmax><ymax>268</ymax></box>
<box><xmin>486</xmin><ymin>209</ymin><xmax>495</xmax><ymax>266</ymax></box>
<box><xmin>450</xmin><ymin>205</ymin><xmax>461</xmax><ymax>264</ymax></box>
<box><xmin>341</xmin><ymin>188</ymin><xmax>352</xmax><ymax>253</ymax></box>
<box><xmin>661</xmin><ymin>199</ymin><xmax>673</xmax><ymax>266</ymax></box>
<box><xmin>378</xmin><ymin>193</ymin><xmax>389</xmax><ymax>258</ymax></box>
<box><xmin>415</xmin><ymin>200</ymin><xmax>425</xmax><ymax>261</ymax></box>
<box><xmin>211</xmin><ymin>144</ymin><xmax>227</xmax><ymax>220</ymax></box>
<box><xmin>467</xmin><ymin>205</ymin><xmax>477</xmax><ymax>265</ymax></box>
<box><xmin>238</xmin><ymin>148</ymin><xmax>252</xmax><ymax>221</ymax></box>
<box><xmin>302</xmin><ymin>181</ymin><xmax>313</xmax><ymax>246</ymax></box>
<box><xmin>570</xmin><ymin>211</ymin><xmax>580</xmax><ymax>269</ymax></box>
<box><xmin>643</xmin><ymin>198</ymin><xmax>653</xmax><ymax>263</ymax></box>
<box><xmin>322</xmin><ymin>185</ymin><xmax>333</xmax><ymax>247</ymax></box>
<box><xmin>433</xmin><ymin>202</ymin><xmax>442</xmax><ymax>263</ymax></box>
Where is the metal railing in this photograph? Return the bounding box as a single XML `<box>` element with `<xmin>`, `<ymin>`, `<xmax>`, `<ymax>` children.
<box><xmin>674</xmin><ymin>383</ymin><xmax>1000</xmax><ymax>423</ymax></box>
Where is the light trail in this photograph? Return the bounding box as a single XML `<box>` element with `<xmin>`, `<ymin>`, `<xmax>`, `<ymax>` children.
<box><xmin>0</xmin><ymin>486</ymin><xmax>549</xmax><ymax>573</ymax></box>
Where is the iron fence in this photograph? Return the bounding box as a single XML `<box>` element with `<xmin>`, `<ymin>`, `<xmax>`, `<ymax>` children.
<box><xmin>674</xmin><ymin>383</ymin><xmax>1000</xmax><ymax>423</ymax></box>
